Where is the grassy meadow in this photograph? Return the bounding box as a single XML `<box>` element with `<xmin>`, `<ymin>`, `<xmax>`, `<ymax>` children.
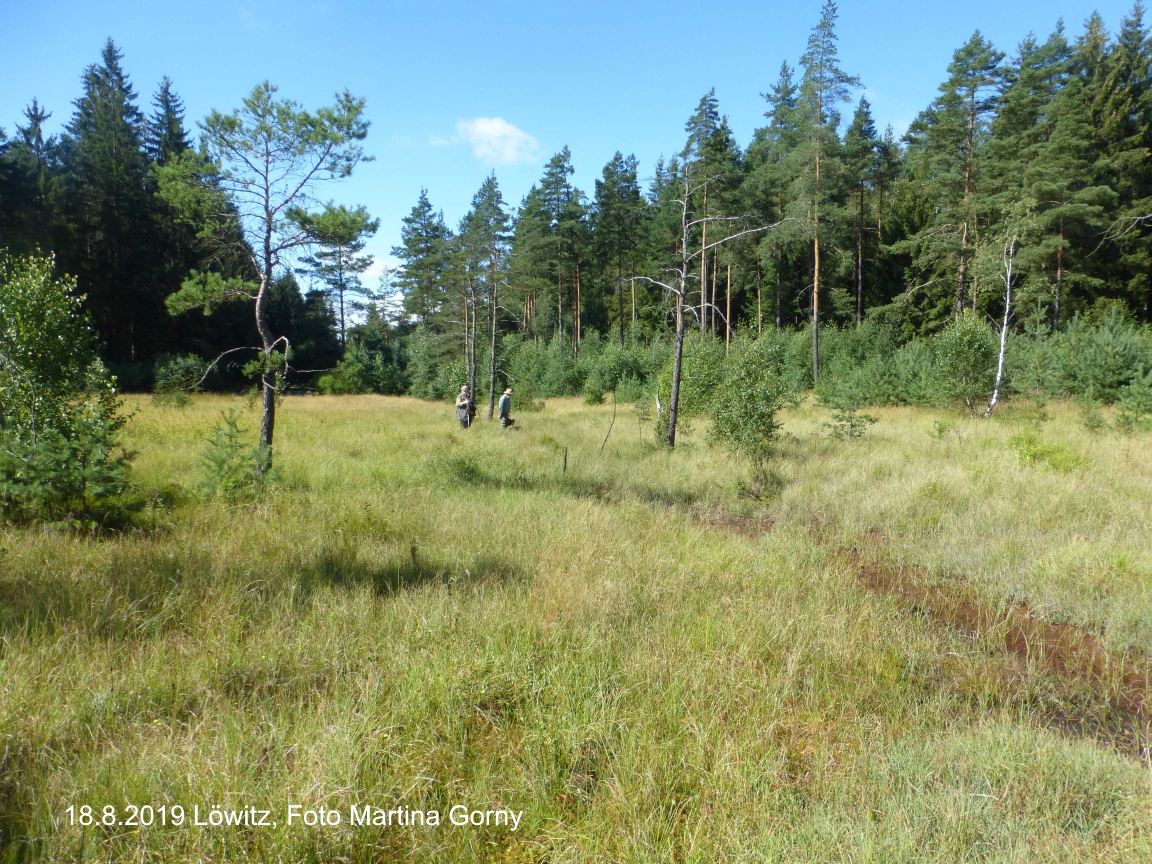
<box><xmin>2</xmin><ymin>393</ymin><xmax>1151</xmax><ymax>862</ymax></box>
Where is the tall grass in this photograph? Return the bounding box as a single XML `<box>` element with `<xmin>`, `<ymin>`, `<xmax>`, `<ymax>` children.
<box><xmin>0</xmin><ymin>394</ymin><xmax>1149</xmax><ymax>862</ymax></box>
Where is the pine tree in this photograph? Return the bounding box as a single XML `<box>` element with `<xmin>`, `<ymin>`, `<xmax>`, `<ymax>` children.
<box><xmin>897</xmin><ymin>32</ymin><xmax>1006</xmax><ymax>325</ymax></box>
<box><xmin>1100</xmin><ymin>5</ymin><xmax>1152</xmax><ymax>317</ymax></box>
<box><xmin>508</xmin><ymin>184</ymin><xmax>554</xmax><ymax>340</ymax></box>
<box><xmin>796</xmin><ymin>0</ymin><xmax>860</xmax><ymax>379</ymax></box>
<box><xmin>592</xmin><ymin>152</ymin><xmax>646</xmax><ymax>344</ymax></box>
<box><xmin>298</xmin><ymin>204</ymin><xmax>379</xmax><ymax>345</ymax></box>
<box><xmin>160</xmin><ymin>81</ymin><xmax>370</xmax><ymax>462</ymax></box>
<box><xmin>458</xmin><ymin>175</ymin><xmax>510</xmax><ymax>417</ymax></box>
<box><xmin>747</xmin><ymin>63</ymin><xmax>807</xmax><ymax>331</ymax></box>
<box><xmin>681</xmin><ymin>91</ymin><xmax>743</xmax><ymax>335</ymax></box>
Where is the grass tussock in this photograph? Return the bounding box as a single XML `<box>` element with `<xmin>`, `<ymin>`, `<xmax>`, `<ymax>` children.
<box><xmin>0</xmin><ymin>393</ymin><xmax>1150</xmax><ymax>862</ymax></box>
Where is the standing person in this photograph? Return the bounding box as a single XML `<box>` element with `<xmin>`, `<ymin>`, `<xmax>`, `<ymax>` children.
<box><xmin>498</xmin><ymin>387</ymin><xmax>514</xmax><ymax>428</ymax></box>
<box><xmin>455</xmin><ymin>385</ymin><xmax>473</xmax><ymax>429</ymax></box>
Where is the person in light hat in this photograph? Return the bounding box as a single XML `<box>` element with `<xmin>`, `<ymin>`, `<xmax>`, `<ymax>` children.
<box><xmin>454</xmin><ymin>385</ymin><xmax>473</xmax><ymax>428</ymax></box>
<box><xmin>498</xmin><ymin>387</ymin><xmax>514</xmax><ymax>429</ymax></box>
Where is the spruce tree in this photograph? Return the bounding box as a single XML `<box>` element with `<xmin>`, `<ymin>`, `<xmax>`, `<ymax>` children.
<box><xmin>145</xmin><ymin>76</ymin><xmax>192</xmax><ymax>165</ymax></box>
<box><xmin>3</xmin><ymin>100</ymin><xmax>60</xmax><ymax>253</ymax></box>
<box><xmin>537</xmin><ymin>147</ymin><xmax>589</xmax><ymax>349</ymax></box>
<box><xmin>1022</xmin><ymin>78</ymin><xmax>1116</xmax><ymax>325</ymax></box>
<box><xmin>60</xmin><ymin>39</ymin><xmax>160</xmax><ymax>365</ymax></box>
<box><xmin>843</xmin><ymin>97</ymin><xmax>879</xmax><ymax>322</ymax></box>
<box><xmin>392</xmin><ymin>189</ymin><xmax>451</xmax><ymax>328</ymax></box>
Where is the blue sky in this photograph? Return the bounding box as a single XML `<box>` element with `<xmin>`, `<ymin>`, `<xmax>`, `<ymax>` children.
<box><xmin>1</xmin><ymin>0</ymin><xmax>1143</xmax><ymax>285</ymax></box>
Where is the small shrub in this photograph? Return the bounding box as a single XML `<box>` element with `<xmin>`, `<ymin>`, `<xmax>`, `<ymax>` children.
<box><xmin>1082</xmin><ymin>404</ymin><xmax>1106</xmax><ymax>434</ymax></box>
<box><xmin>823</xmin><ymin>405</ymin><xmax>878</xmax><ymax>439</ymax></box>
<box><xmin>930</xmin><ymin>312</ymin><xmax>998</xmax><ymax>412</ymax></box>
<box><xmin>1009</xmin><ymin>431</ymin><xmax>1081</xmax><ymax>472</ymax></box>
<box><xmin>153</xmin><ymin>354</ymin><xmax>207</xmax><ymax>405</ymax></box>
<box><xmin>0</xmin><ymin>252</ymin><xmax>133</xmax><ymax>522</ymax></box>
<box><xmin>614</xmin><ymin>375</ymin><xmax>648</xmax><ymax>403</ymax></box>
<box><xmin>199</xmin><ymin>410</ymin><xmax>278</xmax><ymax>500</ymax></box>
<box><xmin>710</xmin><ymin>336</ymin><xmax>789</xmax><ymax>468</ymax></box>
<box><xmin>582</xmin><ymin>374</ymin><xmax>606</xmax><ymax>405</ymax></box>
<box><xmin>1115</xmin><ymin>365</ymin><xmax>1152</xmax><ymax>432</ymax></box>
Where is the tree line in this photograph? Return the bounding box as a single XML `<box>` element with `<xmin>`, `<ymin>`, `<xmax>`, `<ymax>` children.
<box><xmin>0</xmin><ymin>40</ymin><xmax>346</xmax><ymax>389</ymax></box>
<box><xmin>391</xmin><ymin>2</ymin><xmax>1151</xmax><ymax>383</ymax></box>
<box><xmin>2</xmin><ymin>3</ymin><xmax>1151</xmax><ymax>399</ymax></box>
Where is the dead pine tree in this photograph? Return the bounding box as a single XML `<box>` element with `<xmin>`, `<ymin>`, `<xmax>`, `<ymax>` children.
<box><xmin>632</xmin><ymin>174</ymin><xmax>792</xmax><ymax>448</ymax></box>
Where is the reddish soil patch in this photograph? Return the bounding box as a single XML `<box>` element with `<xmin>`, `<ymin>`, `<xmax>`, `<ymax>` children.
<box><xmin>848</xmin><ymin>549</ymin><xmax>1152</xmax><ymax>757</ymax></box>
<box><xmin>692</xmin><ymin>509</ymin><xmax>774</xmax><ymax>538</ymax></box>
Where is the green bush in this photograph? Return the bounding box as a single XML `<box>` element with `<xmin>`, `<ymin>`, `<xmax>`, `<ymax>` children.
<box><xmin>318</xmin><ymin>339</ymin><xmax>406</xmax><ymax>395</ymax></box>
<box><xmin>1115</xmin><ymin>365</ymin><xmax>1152</xmax><ymax>432</ymax></box>
<box><xmin>709</xmin><ymin>336</ymin><xmax>789</xmax><ymax>467</ymax></box>
<box><xmin>1061</xmin><ymin>310</ymin><xmax>1149</xmax><ymax>402</ymax></box>
<box><xmin>1009</xmin><ymin>431</ymin><xmax>1081</xmax><ymax>472</ymax></box>
<box><xmin>657</xmin><ymin>332</ymin><xmax>726</xmax><ymax>421</ymax></box>
<box><xmin>198</xmin><ymin>409</ymin><xmax>278</xmax><ymax>500</ymax></box>
<box><xmin>0</xmin><ymin>252</ymin><xmax>132</xmax><ymax>522</ymax></box>
<box><xmin>614</xmin><ymin>375</ymin><xmax>649</xmax><ymax>403</ymax></box>
<box><xmin>930</xmin><ymin>312</ymin><xmax>998</xmax><ymax>411</ymax></box>
<box><xmin>153</xmin><ymin>354</ymin><xmax>208</xmax><ymax>404</ymax></box>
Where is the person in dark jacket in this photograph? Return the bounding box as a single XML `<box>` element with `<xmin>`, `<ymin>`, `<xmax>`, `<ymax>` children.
<box><xmin>498</xmin><ymin>387</ymin><xmax>514</xmax><ymax>428</ymax></box>
<box><xmin>455</xmin><ymin>385</ymin><xmax>473</xmax><ymax>428</ymax></box>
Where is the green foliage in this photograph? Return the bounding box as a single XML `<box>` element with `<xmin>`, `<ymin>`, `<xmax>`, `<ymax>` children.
<box><xmin>1115</xmin><ymin>365</ymin><xmax>1152</xmax><ymax>432</ymax></box>
<box><xmin>1082</xmin><ymin>403</ymin><xmax>1106</xmax><ymax>433</ymax></box>
<box><xmin>709</xmin><ymin>337</ymin><xmax>789</xmax><ymax>466</ymax></box>
<box><xmin>432</xmin><ymin>359</ymin><xmax>470</xmax><ymax>402</ymax></box>
<box><xmin>1009</xmin><ymin>430</ymin><xmax>1082</xmax><ymax>471</ymax></box>
<box><xmin>198</xmin><ymin>410</ymin><xmax>277</xmax><ymax>500</ymax></box>
<box><xmin>0</xmin><ymin>251</ymin><xmax>132</xmax><ymax>521</ymax></box>
<box><xmin>581</xmin><ymin>377</ymin><xmax>606</xmax><ymax>405</ymax></box>
<box><xmin>1061</xmin><ymin>311</ymin><xmax>1149</xmax><ymax>402</ymax></box>
<box><xmin>930</xmin><ymin>312</ymin><xmax>998</xmax><ymax>411</ymax></box>
<box><xmin>614</xmin><ymin>375</ymin><xmax>649</xmax><ymax>403</ymax></box>
<box><xmin>296</xmin><ymin>202</ymin><xmax>379</xmax><ymax>343</ymax></box>
<box><xmin>658</xmin><ymin>333</ymin><xmax>726</xmax><ymax>420</ymax></box>
<box><xmin>165</xmin><ymin>269</ymin><xmax>255</xmax><ymax>316</ymax></box>
<box><xmin>823</xmin><ymin>404</ymin><xmax>878</xmax><ymax>439</ymax></box>
<box><xmin>404</xmin><ymin>327</ymin><xmax>454</xmax><ymax>400</ymax></box>
<box><xmin>316</xmin><ymin>340</ymin><xmax>405</xmax><ymax>396</ymax></box>
<box><xmin>0</xmin><ymin>396</ymin><xmax>132</xmax><ymax>523</ymax></box>
<box><xmin>153</xmin><ymin>354</ymin><xmax>207</xmax><ymax>400</ymax></box>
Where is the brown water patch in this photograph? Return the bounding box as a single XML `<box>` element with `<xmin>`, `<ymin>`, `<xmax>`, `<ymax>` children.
<box><xmin>847</xmin><ymin>549</ymin><xmax>1152</xmax><ymax>758</ymax></box>
<box><xmin>691</xmin><ymin>507</ymin><xmax>774</xmax><ymax>538</ymax></box>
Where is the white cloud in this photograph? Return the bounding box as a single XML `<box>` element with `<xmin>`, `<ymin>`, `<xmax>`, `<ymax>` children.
<box><xmin>455</xmin><ymin>117</ymin><xmax>540</xmax><ymax>165</ymax></box>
